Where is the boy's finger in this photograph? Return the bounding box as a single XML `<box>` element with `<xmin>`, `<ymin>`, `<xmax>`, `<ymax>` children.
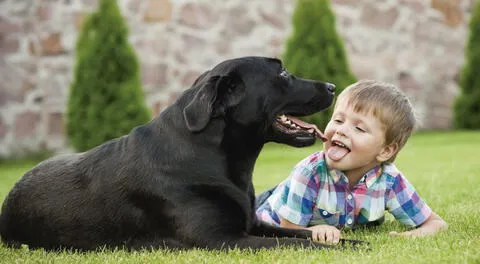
<box><xmin>325</xmin><ymin>230</ymin><xmax>333</xmax><ymax>243</ymax></box>
<box><xmin>317</xmin><ymin>231</ymin><xmax>327</xmax><ymax>243</ymax></box>
<box><xmin>320</xmin><ymin>231</ymin><xmax>327</xmax><ymax>243</ymax></box>
<box><xmin>312</xmin><ymin>230</ymin><xmax>322</xmax><ymax>243</ymax></box>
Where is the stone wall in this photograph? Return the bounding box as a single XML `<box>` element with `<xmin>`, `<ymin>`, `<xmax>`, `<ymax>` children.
<box><xmin>0</xmin><ymin>0</ymin><xmax>475</xmax><ymax>157</ymax></box>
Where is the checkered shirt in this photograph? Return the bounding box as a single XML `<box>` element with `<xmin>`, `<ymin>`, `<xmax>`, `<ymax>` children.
<box><xmin>255</xmin><ymin>151</ymin><xmax>432</xmax><ymax>229</ymax></box>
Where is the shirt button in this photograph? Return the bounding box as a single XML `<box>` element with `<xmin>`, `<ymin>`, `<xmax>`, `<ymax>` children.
<box><xmin>347</xmin><ymin>194</ymin><xmax>353</xmax><ymax>200</ymax></box>
<box><xmin>322</xmin><ymin>211</ymin><xmax>328</xmax><ymax>216</ymax></box>
<box><xmin>347</xmin><ymin>218</ymin><xmax>353</xmax><ymax>225</ymax></box>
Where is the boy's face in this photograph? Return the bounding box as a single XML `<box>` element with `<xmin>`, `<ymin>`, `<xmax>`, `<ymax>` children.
<box><xmin>324</xmin><ymin>98</ymin><xmax>395</xmax><ymax>178</ymax></box>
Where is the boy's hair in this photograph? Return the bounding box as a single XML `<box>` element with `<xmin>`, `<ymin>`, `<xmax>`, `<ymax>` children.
<box><xmin>336</xmin><ymin>80</ymin><xmax>416</xmax><ymax>162</ymax></box>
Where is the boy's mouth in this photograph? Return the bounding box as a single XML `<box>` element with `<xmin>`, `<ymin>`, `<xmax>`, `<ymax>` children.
<box><xmin>327</xmin><ymin>140</ymin><xmax>351</xmax><ymax>161</ymax></box>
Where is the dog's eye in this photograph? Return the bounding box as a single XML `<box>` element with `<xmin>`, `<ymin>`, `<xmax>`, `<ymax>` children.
<box><xmin>279</xmin><ymin>70</ymin><xmax>289</xmax><ymax>79</ymax></box>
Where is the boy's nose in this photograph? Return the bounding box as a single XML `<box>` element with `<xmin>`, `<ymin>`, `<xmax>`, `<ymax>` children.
<box><xmin>335</xmin><ymin>130</ymin><xmax>345</xmax><ymax>136</ymax></box>
<box><xmin>335</xmin><ymin>126</ymin><xmax>348</xmax><ymax>137</ymax></box>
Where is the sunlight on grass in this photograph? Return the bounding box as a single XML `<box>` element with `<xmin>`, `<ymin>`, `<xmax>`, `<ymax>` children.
<box><xmin>0</xmin><ymin>131</ymin><xmax>479</xmax><ymax>263</ymax></box>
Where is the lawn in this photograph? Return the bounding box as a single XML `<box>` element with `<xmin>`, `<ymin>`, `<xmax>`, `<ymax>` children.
<box><xmin>0</xmin><ymin>131</ymin><xmax>479</xmax><ymax>263</ymax></box>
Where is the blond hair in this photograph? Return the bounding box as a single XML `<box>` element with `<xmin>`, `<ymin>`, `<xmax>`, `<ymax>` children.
<box><xmin>335</xmin><ymin>80</ymin><xmax>416</xmax><ymax>162</ymax></box>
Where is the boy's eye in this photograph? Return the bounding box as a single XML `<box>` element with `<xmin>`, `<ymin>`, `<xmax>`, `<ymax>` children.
<box><xmin>355</xmin><ymin>126</ymin><xmax>366</xmax><ymax>132</ymax></box>
<box><xmin>334</xmin><ymin>119</ymin><xmax>343</xmax><ymax>124</ymax></box>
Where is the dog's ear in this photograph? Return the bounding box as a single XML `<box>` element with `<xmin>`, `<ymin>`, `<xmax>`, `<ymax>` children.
<box><xmin>183</xmin><ymin>73</ymin><xmax>245</xmax><ymax>132</ymax></box>
<box><xmin>213</xmin><ymin>71</ymin><xmax>245</xmax><ymax>116</ymax></box>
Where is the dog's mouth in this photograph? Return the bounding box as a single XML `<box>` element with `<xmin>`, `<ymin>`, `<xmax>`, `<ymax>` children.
<box><xmin>270</xmin><ymin>114</ymin><xmax>327</xmax><ymax>147</ymax></box>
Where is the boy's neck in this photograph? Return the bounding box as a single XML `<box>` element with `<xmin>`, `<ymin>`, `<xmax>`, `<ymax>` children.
<box><xmin>343</xmin><ymin>162</ymin><xmax>381</xmax><ymax>189</ymax></box>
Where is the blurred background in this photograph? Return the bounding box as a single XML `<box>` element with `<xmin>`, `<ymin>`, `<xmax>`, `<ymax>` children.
<box><xmin>0</xmin><ymin>0</ymin><xmax>477</xmax><ymax>158</ymax></box>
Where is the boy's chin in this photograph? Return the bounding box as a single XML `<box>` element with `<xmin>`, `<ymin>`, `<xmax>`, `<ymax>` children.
<box><xmin>325</xmin><ymin>156</ymin><xmax>346</xmax><ymax>170</ymax></box>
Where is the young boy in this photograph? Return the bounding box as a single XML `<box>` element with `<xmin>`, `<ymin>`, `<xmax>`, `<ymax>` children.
<box><xmin>255</xmin><ymin>80</ymin><xmax>448</xmax><ymax>244</ymax></box>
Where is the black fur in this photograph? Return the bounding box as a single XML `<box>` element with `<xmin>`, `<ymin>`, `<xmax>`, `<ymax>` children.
<box><xmin>0</xmin><ymin>56</ymin><xmax>364</xmax><ymax>250</ymax></box>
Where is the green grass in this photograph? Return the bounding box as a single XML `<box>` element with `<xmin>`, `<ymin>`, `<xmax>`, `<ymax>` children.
<box><xmin>0</xmin><ymin>131</ymin><xmax>479</xmax><ymax>263</ymax></box>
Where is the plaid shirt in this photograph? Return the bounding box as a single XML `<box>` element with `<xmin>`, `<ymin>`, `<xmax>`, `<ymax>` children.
<box><xmin>256</xmin><ymin>151</ymin><xmax>432</xmax><ymax>229</ymax></box>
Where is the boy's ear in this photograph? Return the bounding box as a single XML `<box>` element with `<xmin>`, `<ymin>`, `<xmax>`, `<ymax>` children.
<box><xmin>376</xmin><ymin>143</ymin><xmax>398</xmax><ymax>162</ymax></box>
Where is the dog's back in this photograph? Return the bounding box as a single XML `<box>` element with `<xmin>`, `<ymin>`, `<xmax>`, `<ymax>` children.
<box><xmin>0</xmin><ymin>135</ymin><xmax>153</xmax><ymax>249</ymax></box>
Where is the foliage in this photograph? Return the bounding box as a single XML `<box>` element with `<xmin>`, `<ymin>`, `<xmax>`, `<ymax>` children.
<box><xmin>66</xmin><ymin>0</ymin><xmax>151</xmax><ymax>151</ymax></box>
<box><xmin>454</xmin><ymin>1</ymin><xmax>480</xmax><ymax>129</ymax></box>
<box><xmin>283</xmin><ymin>0</ymin><xmax>356</xmax><ymax>130</ymax></box>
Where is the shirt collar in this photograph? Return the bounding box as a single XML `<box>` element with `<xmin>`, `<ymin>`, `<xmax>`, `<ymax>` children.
<box><xmin>326</xmin><ymin>160</ymin><xmax>382</xmax><ymax>188</ymax></box>
<box><xmin>360</xmin><ymin>165</ymin><xmax>383</xmax><ymax>188</ymax></box>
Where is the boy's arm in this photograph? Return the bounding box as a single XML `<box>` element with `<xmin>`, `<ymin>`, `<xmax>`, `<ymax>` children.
<box><xmin>385</xmin><ymin>170</ymin><xmax>448</xmax><ymax>237</ymax></box>
<box><xmin>389</xmin><ymin>212</ymin><xmax>448</xmax><ymax>237</ymax></box>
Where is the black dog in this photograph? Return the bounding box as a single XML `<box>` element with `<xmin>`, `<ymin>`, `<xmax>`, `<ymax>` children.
<box><xmin>0</xmin><ymin>56</ymin><xmax>361</xmax><ymax>250</ymax></box>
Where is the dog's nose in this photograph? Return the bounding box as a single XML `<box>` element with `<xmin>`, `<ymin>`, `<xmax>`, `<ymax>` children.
<box><xmin>326</xmin><ymin>83</ymin><xmax>336</xmax><ymax>93</ymax></box>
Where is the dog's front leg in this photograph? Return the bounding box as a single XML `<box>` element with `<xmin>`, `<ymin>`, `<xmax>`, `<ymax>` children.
<box><xmin>215</xmin><ymin>235</ymin><xmax>333</xmax><ymax>250</ymax></box>
<box><xmin>249</xmin><ymin>220</ymin><xmax>312</xmax><ymax>238</ymax></box>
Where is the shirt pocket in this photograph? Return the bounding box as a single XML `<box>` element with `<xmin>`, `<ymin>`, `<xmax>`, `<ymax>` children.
<box><xmin>363</xmin><ymin>209</ymin><xmax>385</xmax><ymax>223</ymax></box>
<box><xmin>311</xmin><ymin>208</ymin><xmax>340</xmax><ymax>226</ymax></box>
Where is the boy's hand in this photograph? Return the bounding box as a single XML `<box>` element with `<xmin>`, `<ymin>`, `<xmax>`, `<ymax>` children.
<box><xmin>308</xmin><ymin>224</ymin><xmax>341</xmax><ymax>244</ymax></box>
<box><xmin>389</xmin><ymin>212</ymin><xmax>448</xmax><ymax>238</ymax></box>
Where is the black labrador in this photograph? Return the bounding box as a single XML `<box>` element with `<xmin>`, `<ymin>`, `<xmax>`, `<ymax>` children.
<box><xmin>0</xmin><ymin>56</ymin><xmax>363</xmax><ymax>250</ymax></box>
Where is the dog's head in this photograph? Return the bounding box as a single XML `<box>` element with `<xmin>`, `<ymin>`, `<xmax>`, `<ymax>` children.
<box><xmin>183</xmin><ymin>56</ymin><xmax>335</xmax><ymax>147</ymax></box>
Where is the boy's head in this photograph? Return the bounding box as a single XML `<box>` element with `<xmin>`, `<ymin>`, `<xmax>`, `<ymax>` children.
<box><xmin>332</xmin><ymin>80</ymin><xmax>416</xmax><ymax>163</ymax></box>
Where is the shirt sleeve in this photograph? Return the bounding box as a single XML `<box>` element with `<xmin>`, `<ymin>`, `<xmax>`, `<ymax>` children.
<box><xmin>268</xmin><ymin>157</ymin><xmax>319</xmax><ymax>226</ymax></box>
<box><xmin>386</xmin><ymin>173</ymin><xmax>432</xmax><ymax>227</ymax></box>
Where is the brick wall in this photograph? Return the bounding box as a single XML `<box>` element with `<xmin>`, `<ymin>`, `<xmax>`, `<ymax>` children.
<box><xmin>0</xmin><ymin>0</ymin><xmax>475</xmax><ymax>156</ymax></box>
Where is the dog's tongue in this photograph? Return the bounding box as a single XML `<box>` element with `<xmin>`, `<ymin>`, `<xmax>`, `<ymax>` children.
<box><xmin>287</xmin><ymin>116</ymin><xmax>327</xmax><ymax>142</ymax></box>
<box><xmin>327</xmin><ymin>146</ymin><xmax>349</xmax><ymax>161</ymax></box>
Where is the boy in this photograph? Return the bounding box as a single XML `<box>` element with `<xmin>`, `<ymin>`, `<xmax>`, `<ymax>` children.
<box><xmin>255</xmin><ymin>80</ymin><xmax>448</xmax><ymax>244</ymax></box>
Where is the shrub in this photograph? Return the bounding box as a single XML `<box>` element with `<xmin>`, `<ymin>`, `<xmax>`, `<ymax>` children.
<box><xmin>454</xmin><ymin>1</ymin><xmax>480</xmax><ymax>129</ymax></box>
<box><xmin>67</xmin><ymin>0</ymin><xmax>151</xmax><ymax>151</ymax></box>
<box><xmin>283</xmin><ymin>0</ymin><xmax>356</xmax><ymax>129</ymax></box>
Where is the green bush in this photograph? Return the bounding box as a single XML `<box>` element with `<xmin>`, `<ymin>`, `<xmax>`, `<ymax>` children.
<box><xmin>283</xmin><ymin>0</ymin><xmax>356</xmax><ymax>129</ymax></box>
<box><xmin>67</xmin><ymin>0</ymin><xmax>151</xmax><ymax>151</ymax></box>
<box><xmin>454</xmin><ymin>1</ymin><xmax>480</xmax><ymax>129</ymax></box>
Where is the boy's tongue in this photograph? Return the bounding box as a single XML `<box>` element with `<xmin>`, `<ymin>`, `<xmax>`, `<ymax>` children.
<box><xmin>327</xmin><ymin>146</ymin><xmax>349</xmax><ymax>161</ymax></box>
